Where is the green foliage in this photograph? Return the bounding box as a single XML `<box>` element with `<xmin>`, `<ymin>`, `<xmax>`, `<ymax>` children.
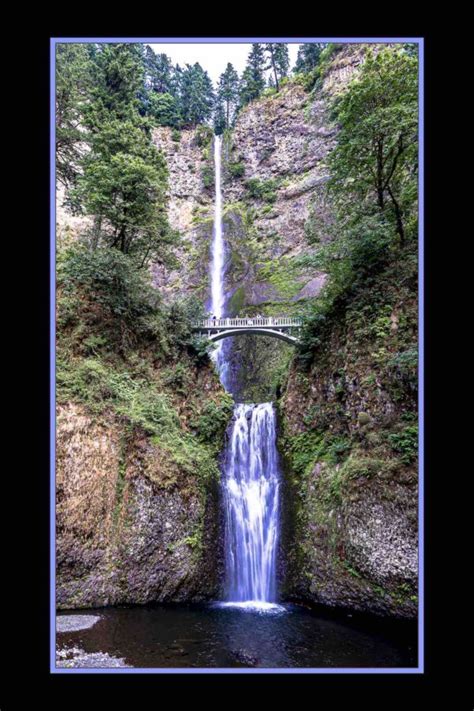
<box><xmin>163</xmin><ymin>296</ymin><xmax>213</xmax><ymax>363</ymax></box>
<box><xmin>216</xmin><ymin>62</ymin><xmax>240</xmax><ymax>130</ymax></box>
<box><xmin>239</xmin><ymin>44</ymin><xmax>266</xmax><ymax>107</ymax></box>
<box><xmin>284</xmin><ymin>430</ymin><xmax>351</xmax><ymax>479</ymax></box>
<box><xmin>179</xmin><ymin>62</ymin><xmax>215</xmax><ymax>127</ymax></box>
<box><xmin>201</xmin><ymin>165</ymin><xmax>215</xmax><ymax>189</ymax></box>
<box><xmin>78</xmin><ymin>124</ymin><xmax>174</xmax><ymax>264</ymax></box>
<box><xmin>85</xmin><ymin>43</ymin><xmax>145</xmax><ymax>127</ymax></box>
<box><xmin>264</xmin><ymin>43</ymin><xmax>290</xmax><ymax>91</ymax></box>
<box><xmin>329</xmin><ymin>47</ymin><xmax>418</xmax><ymax>245</ymax></box>
<box><xmin>388</xmin><ymin>425</ymin><xmax>418</xmax><ymax>464</ymax></box>
<box><xmin>194</xmin><ymin>398</ymin><xmax>234</xmax><ymax>443</ymax></box>
<box><xmin>57</xmin><ymin>43</ymin><xmax>176</xmax><ymax>267</ymax></box>
<box><xmin>227</xmin><ymin>161</ymin><xmax>245</xmax><ymax>179</ymax></box>
<box><xmin>171</xmin><ymin>127</ymin><xmax>181</xmax><ymax>142</ymax></box>
<box><xmin>299</xmin><ymin>47</ymin><xmax>418</xmax><ymax>364</ymax></box>
<box><xmin>58</xmin><ymin>245</ymin><xmax>162</xmax><ymax>343</ymax></box>
<box><xmin>55</xmin><ymin>44</ymin><xmax>93</xmax><ymax>192</ymax></box>
<box><xmin>195</xmin><ymin>124</ymin><xmax>214</xmax><ymax>148</ymax></box>
<box><xmin>294</xmin><ymin>43</ymin><xmax>325</xmax><ymax>74</ymax></box>
<box><xmin>245</xmin><ymin>177</ymin><xmax>278</xmax><ymax>203</ymax></box>
<box><xmin>148</xmin><ymin>92</ymin><xmax>181</xmax><ymax>127</ymax></box>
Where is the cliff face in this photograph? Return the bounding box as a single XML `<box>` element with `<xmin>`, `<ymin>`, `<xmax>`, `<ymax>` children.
<box><xmin>278</xmin><ymin>253</ymin><xmax>418</xmax><ymax>617</ymax></box>
<box><xmin>56</xmin><ymin>360</ymin><xmax>228</xmax><ymax>609</ymax></box>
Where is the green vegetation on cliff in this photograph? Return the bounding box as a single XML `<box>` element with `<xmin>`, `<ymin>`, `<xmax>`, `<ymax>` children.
<box><xmin>278</xmin><ymin>47</ymin><xmax>419</xmax><ymax>615</ymax></box>
<box><xmin>56</xmin><ymin>44</ymin><xmax>233</xmax><ymax>492</ymax></box>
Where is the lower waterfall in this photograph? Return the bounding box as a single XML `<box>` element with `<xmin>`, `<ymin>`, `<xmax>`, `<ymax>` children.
<box><xmin>222</xmin><ymin>403</ymin><xmax>281</xmax><ymax>606</ymax></box>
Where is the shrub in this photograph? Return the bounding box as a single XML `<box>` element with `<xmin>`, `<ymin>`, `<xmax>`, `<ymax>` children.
<box><xmin>228</xmin><ymin>162</ymin><xmax>245</xmax><ymax>179</ymax></box>
<box><xmin>194</xmin><ymin>399</ymin><xmax>234</xmax><ymax>442</ymax></box>
<box><xmin>245</xmin><ymin>178</ymin><xmax>278</xmax><ymax>203</ymax></box>
<box><xmin>58</xmin><ymin>245</ymin><xmax>163</xmax><ymax>348</ymax></box>
<box><xmin>388</xmin><ymin>425</ymin><xmax>418</xmax><ymax>464</ymax></box>
<box><xmin>201</xmin><ymin>165</ymin><xmax>215</xmax><ymax>189</ymax></box>
<box><xmin>195</xmin><ymin>124</ymin><xmax>213</xmax><ymax>148</ymax></box>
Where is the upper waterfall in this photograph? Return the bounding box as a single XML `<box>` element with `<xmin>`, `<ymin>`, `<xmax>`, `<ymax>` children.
<box><xmin>210</xmin><ymin>135</ymin><xmax>225</xmax><ymax>320</ymax></box>
<box><xmin>209</xmin><ymin>135</ymin><xmax>229</xmax><ymax>388</ymax></box>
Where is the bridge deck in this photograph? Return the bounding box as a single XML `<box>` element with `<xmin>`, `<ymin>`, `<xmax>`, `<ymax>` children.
<box><xmin>192</xmin><ymin>317</ymin><xmax>302</xmax><ymax>330</ymax></box>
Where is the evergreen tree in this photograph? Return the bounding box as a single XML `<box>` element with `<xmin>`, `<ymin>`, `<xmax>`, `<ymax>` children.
<box><xmin>56</xmin><ymin>44</ymin><xmax>93</xmax><ymax>190</ymax></box>
<box><xmin>294</xmin><ymin>43</ymin><xmax>325</xmax><ymax>74</ymax></box>
<box><xmin>216</xmin><ymin>62</ymin><xmax>240</xmax><ymax>128</ymax></box>
<box><xmin>79</xmin><ymin>119</ymin><xmax>172</xmax><ymax>264</ymax></box>
<box><xmin>213</xmin><ymin>99</ymin><xmax>226</xmax><ymax>135</ymax></box>
<box><xmin>264</xmin><ymin>43</ymin><xmax>289</xmax><ymax>91</ymax></box>
<box><xmin>67</xmin><ymin>43</ymin><xmax>174</xmax><ymax>265</ymax></box>
<box><xmin>180</xmin><ymin>63</ymin><xmax>214</xmax><ymax>126</ymax></box>
<box><xmin>239</xmin><ymin>44</ymin><xmax>265</xmax><ymax>106</ymax></box>
<box><xmin>148</xmin><ymin>92</ymin><xmax>181</xmax><ymax>127</ymax></box>
<box><xmin>86</xmin><ymin>43</ymin><xmax>145</xmax><ymax>128</ymax></box>
<box><xmin>149</xmin><ymin>51</ymin><xmax>173</xmax><ymax>93</ymax></box>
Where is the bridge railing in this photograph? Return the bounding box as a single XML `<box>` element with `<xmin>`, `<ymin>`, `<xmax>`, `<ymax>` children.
<box><xmin>192</xmin><ymin>317</ymin><xmax>302</xmax><ymax>329</ymax></box>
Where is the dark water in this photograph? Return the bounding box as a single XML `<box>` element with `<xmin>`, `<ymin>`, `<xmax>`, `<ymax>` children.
<box><xmin>56</xmin><ymin>602</ymin><xmax>417</xmax><ymax>669</ymax></box>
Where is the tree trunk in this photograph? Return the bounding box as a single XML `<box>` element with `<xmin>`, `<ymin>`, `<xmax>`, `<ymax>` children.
<box><xmin>376</xmin><ymin>140</ymin><xmax>384</xmax><ymax>210</ymax></box>
<box><xmin>270</xmin><ymin>51</ymin><xmax>279</xmax><ymax>91</ymax></box>
<box><xmin>90</xmin><ymin>216</ymin><xmax>102</xmax><ymax>250</ymax></box>
<box><xmin>387</xmin><ymin>185</ymin><xmax>405</xmax><ymax>245</ymax></box>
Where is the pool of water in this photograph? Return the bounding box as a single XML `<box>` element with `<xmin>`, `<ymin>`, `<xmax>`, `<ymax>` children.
<box><xmin>56</xmin><ymin>602</ymin><xmax>417</xmax><ymax>669</ymax></box>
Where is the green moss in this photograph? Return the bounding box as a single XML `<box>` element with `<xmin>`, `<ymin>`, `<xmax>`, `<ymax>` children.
<box><xmin>256</xmin><ymin>257</ymin><xmax>303</xmax><ymax>300</ymax></box>
<box><xmin>227</xmin><ymin>286</ymin><xmax>246</xmax><ymax>316</ymax></box>
<box><xmin>193</xmin><ymin>396</ymin><xmax>234</xmax><ymax>443</ymax></box>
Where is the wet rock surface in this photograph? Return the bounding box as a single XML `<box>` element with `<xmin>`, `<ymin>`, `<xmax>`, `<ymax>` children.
<box><xmin>57</xmin><ymin>615</ymin><xmax>101</xmax><ymax>632</ymax></box>
<box><xmin>56</xmin><ymin>646</ymin><xmax>130</xmax><ymax>668</ymax></box>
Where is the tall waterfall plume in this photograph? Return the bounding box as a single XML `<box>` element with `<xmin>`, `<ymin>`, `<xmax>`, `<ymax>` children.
<box><xmin>209</xmin><ymin>135</ymin><xmax>228</xmax><ymax>386</ymax></box>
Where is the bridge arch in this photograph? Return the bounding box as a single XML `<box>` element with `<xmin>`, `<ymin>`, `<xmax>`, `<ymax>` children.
<box><xmin>208</xmin><ymin>328</ymin><xmax>298</xmax><ymax>345</ymax></box>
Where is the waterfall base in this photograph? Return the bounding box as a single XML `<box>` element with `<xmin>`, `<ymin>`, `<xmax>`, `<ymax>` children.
<box><xmin>213</xmin><ymin>601</ymin><xmax>286</xmax><ymax>614</ymax></box>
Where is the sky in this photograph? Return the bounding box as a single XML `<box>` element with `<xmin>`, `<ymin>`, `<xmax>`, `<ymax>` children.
<box><xmin>148</xmin><ymin>43</ymin><xmax>301</xmax><ymax>86</ymax></box>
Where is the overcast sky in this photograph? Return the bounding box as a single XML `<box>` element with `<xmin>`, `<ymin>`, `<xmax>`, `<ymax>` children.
<box><xmin>148</xmin><ymin>43</ymin><xmax>301</xmax><ymax>86</ymax></box>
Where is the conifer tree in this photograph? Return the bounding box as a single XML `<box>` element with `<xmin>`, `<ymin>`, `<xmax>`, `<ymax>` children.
<box><xmin>239</xmin><ymin>44</ymin><xmax>265</xmax><ymax>106</ymax></box>
<box><xmin>213</xmin><ymin>100</ymin><xmax>227</xmax><ymax>135</ymax></box>
<box><xmin>216</xmin><ymin>62</ymin><xmax>240</xmax><ymax>128</ymax></box>
<box><xmin>70</xmin><ymin>43</ymin><xmax>174</xmax><ymax>264</ymax></box>
<box><xmin>55</xmin><ymin>44</ymin><xmax>93</xmax><ymax>190</ymax></box>
<box><xmin>264</xmin><ymin>43</ymin><xmax>289</xmax><ymax>91</ymax></box>
<box><xmin>294</xmin><ymin>43</ymin><xmax>325</xmax><ymax>74</ymax></box>
<box><xmin>180</xmin><ymin>63</ymin><xmax>214</xmax><ymax>126</ymax></box>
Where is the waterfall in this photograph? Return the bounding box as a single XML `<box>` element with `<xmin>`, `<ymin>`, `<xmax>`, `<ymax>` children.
<box><xmin>209</xmin><ymin>135</ymin><xmax>228</xmax><ymax>388</ymax></box>
<box><xmin>209</xmin><ymin>136</ymin><xmax>282</xmax><ymax>610</ymax></box>
<box><xmin>222</xmin><ymin>403</ymin><xmax>281</xmax><ymax>604</ymax></box>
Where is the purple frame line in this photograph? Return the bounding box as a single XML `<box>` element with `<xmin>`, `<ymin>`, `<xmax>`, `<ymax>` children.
<box><xmin>50</xmin><ymin>36</ymin><xmax>424</xmax><ymax>675</ymax></box>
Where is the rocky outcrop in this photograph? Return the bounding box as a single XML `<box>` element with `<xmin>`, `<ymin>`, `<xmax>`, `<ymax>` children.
<box><xmin>150</xmin><ymin>126</ymin><xmax>214</xmax><ymax>302</ymax></box>
<box><xmin>56</xmin><ymin>396</ymin><xmax>224</xmax><ymax>609</ymax></box>
<box><xmin>278</xmin><ymin>251</ymin><xmax>418</xmax><ymax>618</ymax></box>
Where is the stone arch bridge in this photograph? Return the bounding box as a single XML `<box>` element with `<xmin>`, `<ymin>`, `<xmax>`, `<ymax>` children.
<box><xmin>191</xmin><ymin>317</ymin><xmax>302</xmax><ymax>345</ymax></box>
